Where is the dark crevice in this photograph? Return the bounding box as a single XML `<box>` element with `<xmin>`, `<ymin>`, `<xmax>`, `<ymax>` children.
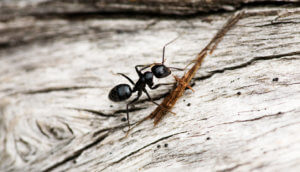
<box><xmin>194</xmin><ymin>51</ymin><xmax>300</xmax><ymax>82</ymax></box>
<box><xmin>0</xmin><ymin>5</ymin><xmax>226</xmax><ymax>22</ymax></box>
<box><xmin>42</xmin><ymin>133</ymin><xmax>108</xmax><ymax>172</ymax></box>
<box><xmin>239</xmin><ymin>1</ymin><xmax>299</xmax><ymax>10</ymax></box>
<box><xmin>217</xmin><ymin>111</ymin><xmax>285</xmax><ymax>126</ymax></box>
<box><xmin>69</xmin><ymin>107</ymin><xmax>146</xmax><ymax>118</ymax></box>
<box><xmin>66</xmin><ymin>91</ymin><xmax>169</xmax><ymax>120</ymax></box>
<box><xmin>256</xmin><ymin>21</ymin><xmax>300</xmax><ymax>27</ymax></box>
<box><xmin>36</xmin><ymin>121</ymin><xmax>50</xmax><ymax>138</ymax></box>
<box><xmin>2</xmin><ymin>1</ymin><xmax>298</xmax><ymax>21</ymax></box>
<box><xmin>69</xmin><ymin>108</ymin><xmax>116</xmax><ymax>118</ymax></box>
<box><xmin>112</xmin><ymin>132</ymin><xmax>185</xmax><ymax>163</ymax></box>
<box><xmin>92</xmin><ymin>124</ymin><xmax>127</xmax><ymax>137</ymax></box>
<box><xmin>113</xmin><ymin>107</ymin><xmax>147</xmax><ymax>115</ymax></box>
<box><xmin>63</xmin><ymin>122</ymin><xmax>74</xmax><ymax>135</ymax></box>
<box><xmin>22</xmin><ymin>86</ymin><xmax>98</xmax><ymax>94</ymax></box>
<box><xmin>280</xmin><ymin>82</ymin><xmax>300</xmax><ymax>86</ymax></box>
<box><xmin>101</xmin><ymin>131</ymin><xmax>186</xmax><ymax>171</ymax></box>
<box><xmin>0</xmin><ymin>2</ymin><xmax>297</xmax><ymax>27</ymax></box>
<box><xmin>0</xmin><ymin>25</ymin><xmax>143</xmax><ymax>50</ymax></box>
<box><xmin>217</xmin><ymin>162</ymin><xmax>251</xmax><ymax>172</ymax></box>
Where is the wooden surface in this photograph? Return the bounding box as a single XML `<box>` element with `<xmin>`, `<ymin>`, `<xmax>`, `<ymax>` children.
<box><xmin>0</xmin><ymin>2</ymin><xmax>300</xmax><ymax>172</ymax></box>
<box><xmin>0</xmin><ymin>0</ymin><xmax>298</xmax><ymax>20</ymax></box>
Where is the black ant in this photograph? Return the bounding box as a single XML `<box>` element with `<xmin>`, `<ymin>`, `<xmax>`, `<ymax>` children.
<box><xmin>108</xmin><ymin>37</ymin><xmax>183</xmax><ymax>131</ymax></box>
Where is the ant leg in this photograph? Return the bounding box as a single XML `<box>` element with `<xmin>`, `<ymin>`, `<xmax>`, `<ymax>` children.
<box><xmin>135</xmin><ymin>65</ymin><xmax>150</xmax><ymax>77</ymax></box>
<box><xmin>135</xmin><ymin>63</ymin><xmax>165</xmax><ymax>72</ymax></box>
<box><xmin>142</xmin><ymin>88</ymin><xmax>176</xmax><ymax>115</ymax></box>
<box><xmin>135</xmin><ymin>64</ymin><xmax>151</xmax><ymax>73</ymax></box>
<box><xmin>182</xmin><ymin>60</ymin><xmax>198</xmax><ymax>71</ymax></box>
<box><xmin>117</xmin><ymin>73</ymin><xmax>135</xmax><ymax>85</ymax></box>
<box><xmin>150</xmin><ymin>83</ymin><xmax>174</xmax><ymax>90</ymax></box>
<box><xmin>126</xmin><ymin>90</ymin><xmax>142</xmax><ymax>132</ymax></box>
<box><xmin>140</xmin><ymin>63</ymin><xmax>163</xmax><ymax>70</ymax></box>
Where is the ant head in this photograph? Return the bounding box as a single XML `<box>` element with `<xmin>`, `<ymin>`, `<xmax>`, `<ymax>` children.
<box><xmin>151</xmin><ymin>64</ymin><xmax>171</xmax><ymax>78</ymax></box>
<box><xmin>143</xmin><ymin>71</ymin><xmax>154</xmax><ymax>87</ymax></box>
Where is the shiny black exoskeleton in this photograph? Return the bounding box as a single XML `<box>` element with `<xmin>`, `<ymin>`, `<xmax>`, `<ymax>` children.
<box><xmin>109</xmin><ymin>69</ymin><xmax>156</xmax><ymax>103</ymax></box>
<box><xmin>108</xmin><ymin>84</ymin><xmax>132</xmax><ymax>102</ymax></box>
<box><xmin>151</xmin><ymin>64</ymin><xmax>171</xmax><ymax>78</ymax></box>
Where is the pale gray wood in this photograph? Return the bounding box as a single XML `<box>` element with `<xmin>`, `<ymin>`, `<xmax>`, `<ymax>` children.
<box><xmin>0</xmin><ymin>5</ymin><xmax>300</xmax><ymax>172</ymax></box>
<box><xmin>0</xmin><ymin>0</ymin><xmax>298</xmax><ymax>21</ymax></box>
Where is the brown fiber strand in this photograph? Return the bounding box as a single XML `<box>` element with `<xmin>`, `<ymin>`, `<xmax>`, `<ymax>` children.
<box><xmin>151</xmin><ymin>11</ymin><xmax>245</xmax><ymax>125</ymax></box>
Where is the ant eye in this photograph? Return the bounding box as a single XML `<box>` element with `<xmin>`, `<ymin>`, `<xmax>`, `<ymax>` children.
<box><xmin>152</xmin><ymin>65</ymin><xmax>171</xmax><ymax>78</ymax></box>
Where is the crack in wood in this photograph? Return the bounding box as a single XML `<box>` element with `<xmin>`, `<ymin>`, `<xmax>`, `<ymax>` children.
<box><xmin>216</xmin><ymin>111</ymin><xmax>285</xmax><ymax>126</ymax></box>
<box><xmin>0</xmin><ymin>21</ymin><xmax>156</xmax><ymax>50</ymax></box>
<box><xmin>42</xmin><ymin>133</ymin><xmax>108</xmax><ymax>172</ymax></box>
<box><xmin>279</xmin><ymin>82</ymin><xmax>300</xmax><ymax>86</ymax></box>
<box><xmin>21</xmin><ymin>86</ymin><xmax>98</xmax><ymax>94</ymax></box>
<box><xmin>101</xmin><ymin>131</ymin><xmax>186</xmax><ymax>171</ymax></box>
<box><xmin>1</xmin><ymin>1</ymin><xmax>297</xmax><ymax>20</ymax></box>
<box><xmin>62</xmin><ymin>122</ymin><xmax>74</xmax><ymax>135</ymax></box>
<box><xmin>92</xmin><ymin>124</ymin><xmax>129</xmax><ymax>137</ymax></box>
<box><xmin>256</xmin><ymin>21</ymin><xmax>300</xmax><ymax>27</ymax></box>
<box><xmin>67</xmin><ymin>92</ymin><xmax>169</xmax><ymax>119</ymax></box>
<box><xmin>36</xmin><ymin>120</ymin><xmax>50</xmax><ymax>139</ymax></box>
<box><xmin>194</xmin><ymin>51</ymin><xmax>300</xmax><ymax>82</ymax></box>
<box><xmin>68</xmin><ymin>107</ymin><xmax>147</xmax><ymax>118</ymax></box>
<box><xmin>216</xmin><ymin>161</ymin><xmax>251</xmax><ymax>172</ymax></box>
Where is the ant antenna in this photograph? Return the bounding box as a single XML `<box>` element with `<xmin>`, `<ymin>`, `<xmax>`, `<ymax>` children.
<box><xmin>162</xmin><ymin>34</ymin><xmax>182</xmax><ymax>64</ymax></box>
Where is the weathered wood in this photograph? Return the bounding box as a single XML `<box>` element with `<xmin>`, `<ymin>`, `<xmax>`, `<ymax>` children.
<box><xmin>0</xmin><ymin>4</ymin><xmax>300</xmax><ymax>172</ymax></box>
<box><xmin>0</xmin><ymin>0</ymin><xmax>299</xmax><ymax>21</ymax></box>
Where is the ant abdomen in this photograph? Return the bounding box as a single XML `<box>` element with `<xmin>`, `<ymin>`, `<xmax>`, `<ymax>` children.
<box><xmin>108</xmin><ymin>84</ymin><xmax>132</xmax><ymax>102</ymax></box>
<box><xmin>151</xmin><ymin>65</ymin><xmax>171</xmax><ymax>78</ymax></box>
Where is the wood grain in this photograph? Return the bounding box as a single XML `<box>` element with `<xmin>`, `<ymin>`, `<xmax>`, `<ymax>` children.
<box><xmin>0</xmin><ymin>0</ymin><xmax>298</xmax><ymax>21</ymax></box>
<box><xmin>0</xmin><ymin>4</ymin><xmax>300</xmax><ymax>172</ymax></box>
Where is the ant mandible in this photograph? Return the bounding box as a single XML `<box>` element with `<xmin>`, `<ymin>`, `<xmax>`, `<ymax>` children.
<box><xmin>108</xmin><ymin>37</ymin><xmax>182</xmax><ymax>130</ymax></box>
